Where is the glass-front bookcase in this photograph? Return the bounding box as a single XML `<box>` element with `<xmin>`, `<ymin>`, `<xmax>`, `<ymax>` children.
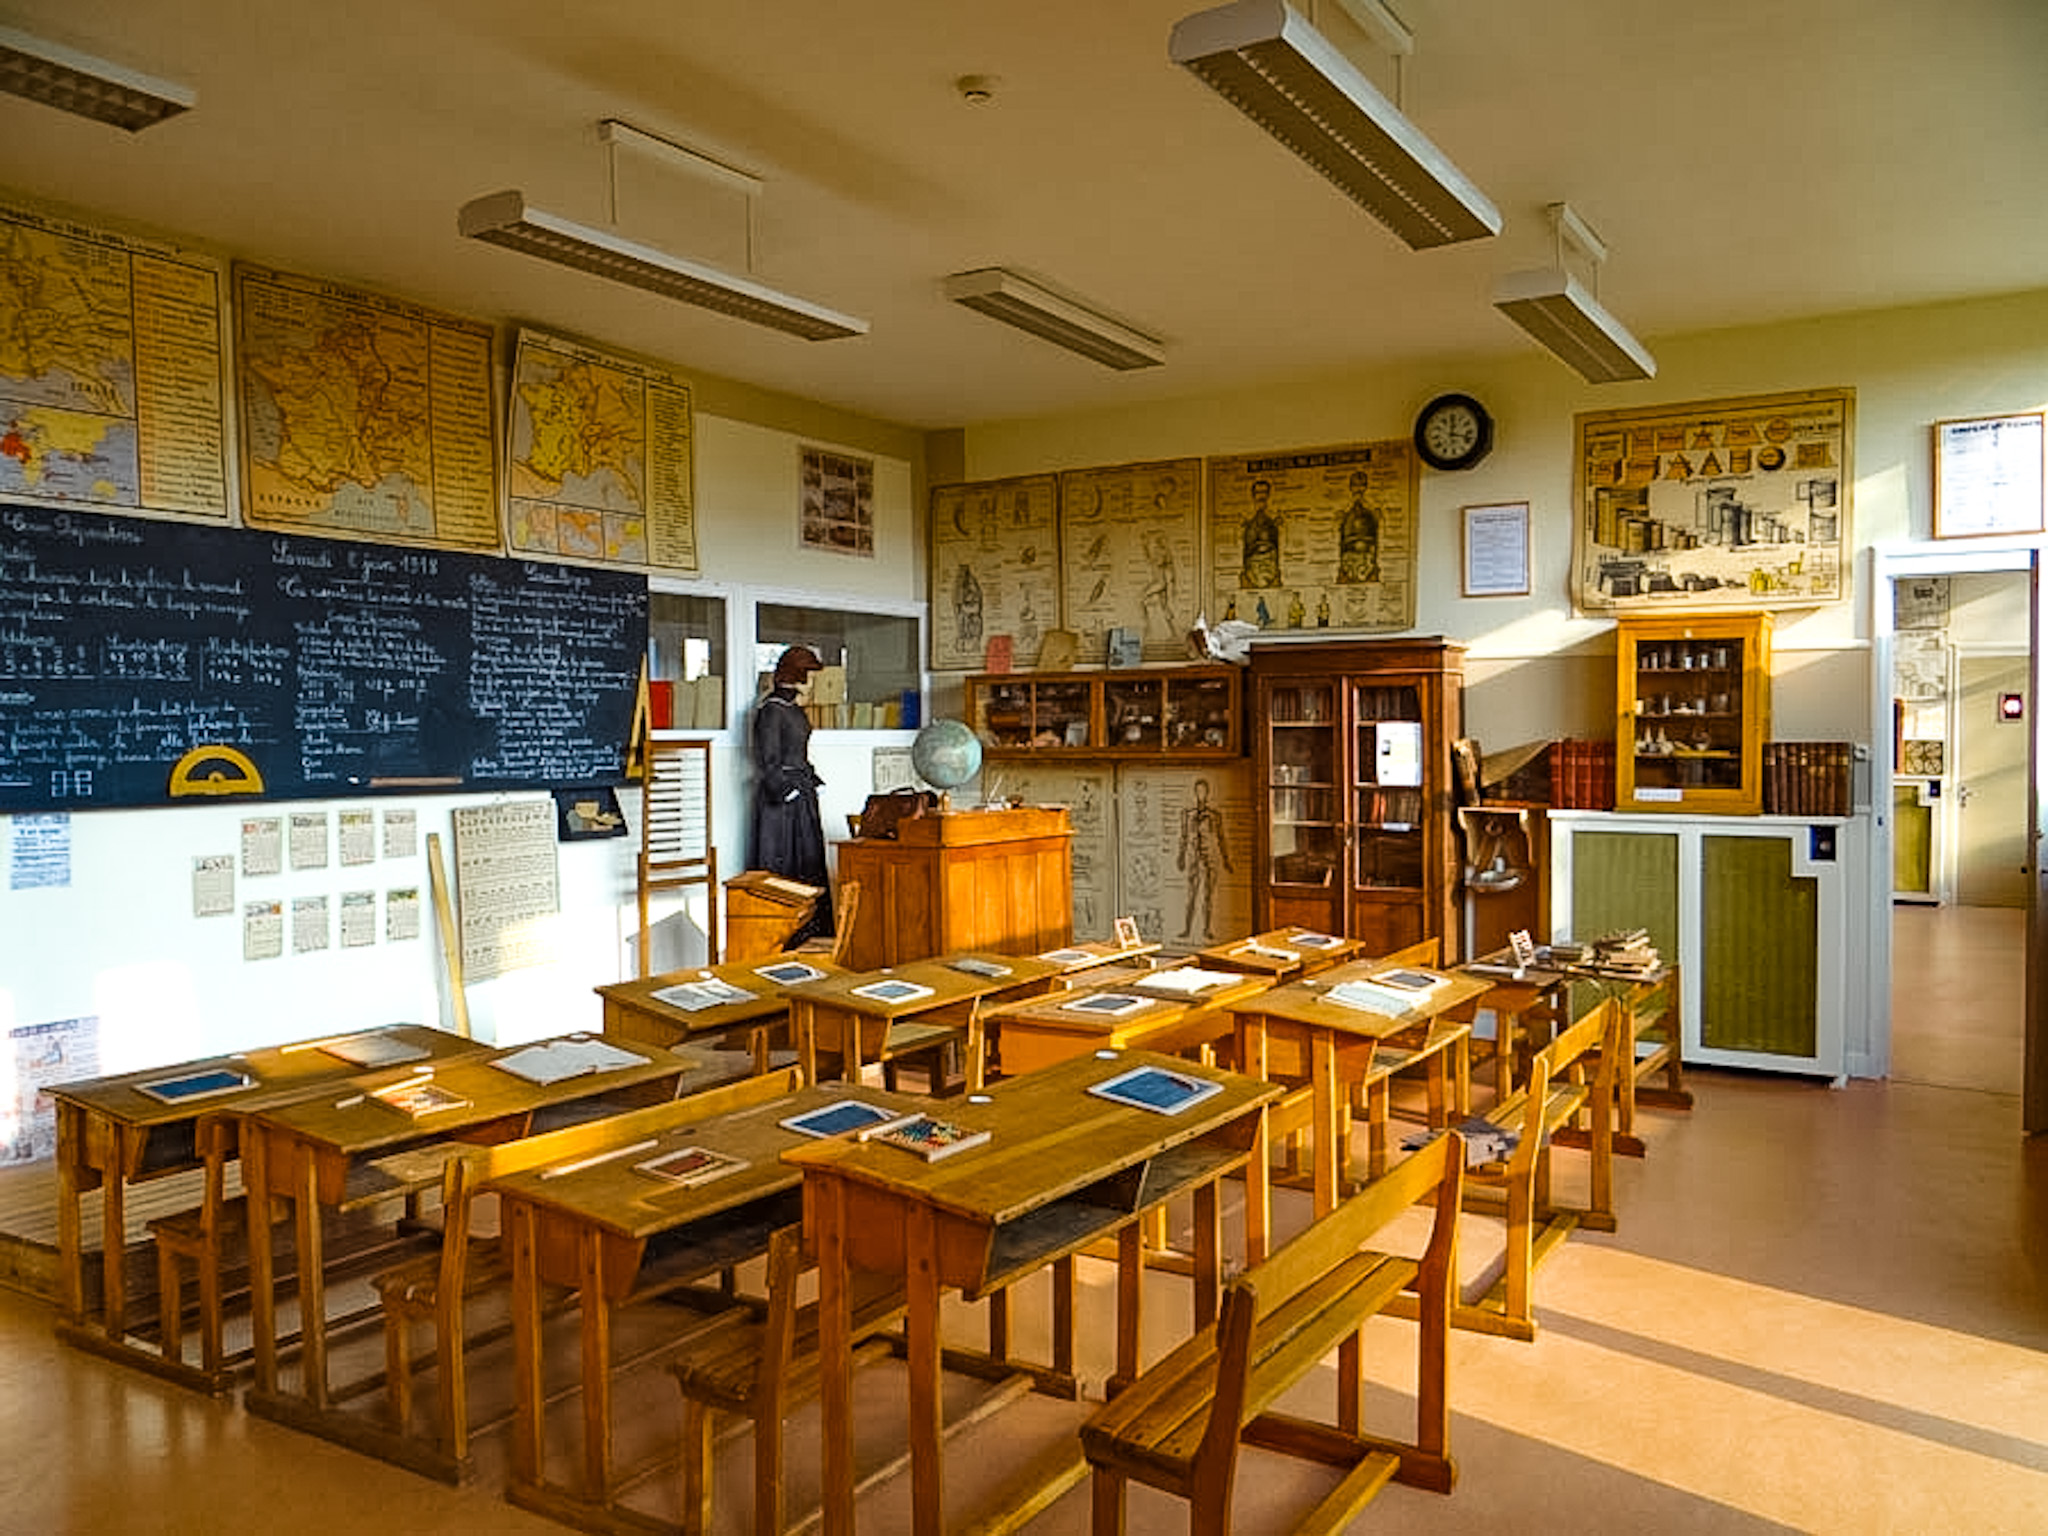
<box><xmin>1616</xmin><ymin>612</ymin><xmax>1773</xmax><ymax>815</ymax></box>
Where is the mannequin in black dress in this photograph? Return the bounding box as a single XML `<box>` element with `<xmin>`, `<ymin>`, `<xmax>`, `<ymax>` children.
<box><xmin>749</xmin><ymin>645</ymin><xmax>834</xmax><ymax>944</ymax></box>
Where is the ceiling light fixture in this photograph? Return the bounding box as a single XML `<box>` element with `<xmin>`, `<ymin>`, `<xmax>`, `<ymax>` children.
<box><xmin>0</xmin><ymin>24</ymin><xmax>194</xmax><ymax>132</ymax></box>
<box><xmin>1168</xmin><ymin>0</ymin><xmax>1499</xmax><ymax>250</ymax></box>
<box><xmin>1492</xmin><ymin>202</ymin><xmax>1656</xmax><ymax>383</ymax></box>
<box><xmin>941</xmin><ymin>267</ymin><xmax>1165</xmax><ymax>370</ymax></box>
<box><xmin>459</xmin><ymin>119</ymin><xmax>867</xmax><ymax>341</ymax></box>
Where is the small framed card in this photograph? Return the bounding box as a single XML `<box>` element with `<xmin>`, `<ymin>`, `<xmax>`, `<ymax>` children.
<box><xmin>779</xmin><ymin>1099</ymin><xmax>902</xmax><ymax>1138</ymax></box>
<box><xmin>1114</xmin><ymin>915</ymin><xmax>1143</xmax><ymax>947</ymax></box>
<box><xmin>1088</xmin><ymin>1064</ymin><xmax>1224</xmax><ymax>1116</ymax></box>
<box><xmin>755</xmin><ymin>960</ymin><xmax>827</xmax><ymax>985</ymax></box>
<box><xmin>857</xmin><ymin>1113</ymin><xmax>991</xmax><ymax>1161</ymax></box>
<box><xmin>635</xmin><ymin>1145</ymin><xmax>747</xmax><ymax>1187</ymax></box>
<box><xmin>851</xmin><ymin>978</ymin><xmax>935</xmax><ymax>1005</ymax></box>
<box><xmin>135</xmin><ymin>1068</ymin><xmax>253</xmax><ymax>1104</ymax></box>
<box><xmin>1062</xmin><ymin>992</ymin><xmax>1153</xmax><ymax>1018</ymax></box>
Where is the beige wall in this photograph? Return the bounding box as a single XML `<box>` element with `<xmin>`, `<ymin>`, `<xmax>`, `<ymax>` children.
<box><xmin>942</xmin><ymin>287</ymin><xmax>2048</xmax><ymax>756</ymax></box>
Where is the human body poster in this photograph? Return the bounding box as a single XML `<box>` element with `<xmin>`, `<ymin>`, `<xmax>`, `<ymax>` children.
<box><xmin>1572</xmin><ymin>387</ymin><xmax>1854</xmax><ymax>613</ymax></box>
<box><xmin>1206</xmin><ymin>441</ymin><xmax>1417</xmax><ymax>635</ymax></box>
<box><xmin>928</xmin><ymin>474</ymin><xmax>1060</xmax><ymax>670</ymax></box>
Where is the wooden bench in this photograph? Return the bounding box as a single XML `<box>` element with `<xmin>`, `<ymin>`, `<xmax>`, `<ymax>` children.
<box><xmin>1081</xmin><ymin>1130</ymin><xmax>1462</xmax><ymax>1536</ymax></box>
<box><xmin>668</xmin><ymin>1222</ymin><xmax>908</xmax><ymax>1536</ymax></box>
<box><xmin>371</xmin><ymin>1064</ymin><xmax>806</xmax><ymax>1471</ymax></box>
<box><xmin>1395</xmin><ymin>996</ymin><xmax>1619</xmax><ymax>1342</ymax></box>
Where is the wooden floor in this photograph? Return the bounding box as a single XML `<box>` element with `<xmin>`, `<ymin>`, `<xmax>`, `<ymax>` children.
<box><xmin>0</xmin><ymin>911</ymin><xmax>2041</xmax><ymax>1532</ymax></box>
<box><xmin>1890</xmin><ymin>901</ymin><xmax>2026</xmax><ymax>1094</ymax></box>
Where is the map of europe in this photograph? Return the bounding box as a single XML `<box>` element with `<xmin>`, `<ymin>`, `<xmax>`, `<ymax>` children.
<box><xmin>0</xmin><ymin>200</ymin><xmax>229</xmax><ymax>519</ymax></box>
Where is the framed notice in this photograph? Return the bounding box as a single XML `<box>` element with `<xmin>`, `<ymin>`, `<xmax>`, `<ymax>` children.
<box><xmin>1206</xmin><ymin>440</ymin><xmax>1417</xmax><ymax>635</ymax></box>
<box><xmin>1571</xmin><ymin>387</ymin><xmax>1854</xmax><ymax>613</ymax></box>
<box><xmin>1933</xmin><ymin>412</ymin><xmax>2045</xmax><ymax>538</ymax></box>
<box><xmin>1461</xmin><ymin>501</ymin><xmax>1531</xmax><ymax>597</ymax></box>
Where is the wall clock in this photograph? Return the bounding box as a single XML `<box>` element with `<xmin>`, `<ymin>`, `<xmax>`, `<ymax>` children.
<box><xmin>1414</xmin><ymin>392</ymin><xmax>1494</xmax><ymax>471</ymax></box>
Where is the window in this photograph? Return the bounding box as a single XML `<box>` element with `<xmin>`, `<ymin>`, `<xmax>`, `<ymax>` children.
<box><xmin>648</xmin><ymin>592</ymin><xmax>727</xmax><ymax>730</ymax></box>
<box><xmin>755</xmin><ymin>601</ymin><xmax>921</xmax><ymax>728</ymax></box>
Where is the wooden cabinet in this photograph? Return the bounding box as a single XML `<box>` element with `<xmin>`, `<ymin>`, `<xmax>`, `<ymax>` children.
<box><xmin>1616</xmin><ymin>612</ymin><xmax>1772</xmax><ymax>816</ymax></box>
<box><xmin>965</xmin><ymin>665</ymin><xmax>1241</xmax><ymax>760</ymax></box>
<box><xmin>1249</xmin><ymin>638</ymin><xmax>1465</xmax><ymax>960</ymax></box>
<box><xmin>832</xmin><ymin>806</ymin><xmax>1072</xmax><ymax>970</ymax></box>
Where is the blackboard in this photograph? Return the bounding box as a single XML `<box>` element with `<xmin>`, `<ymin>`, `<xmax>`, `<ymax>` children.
<box><xmin>0</xmin><ymin>504</ymin><xmax>648</xmax><ymax>812</ymax></box>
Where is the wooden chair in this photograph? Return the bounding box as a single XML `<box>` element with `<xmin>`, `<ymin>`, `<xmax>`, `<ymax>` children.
<box><xmin>372</xmin><ymin>1065</ymin><xmax>806</xmax><ymax>1469</ymax></box>
<box><xmin>149</xmin><ymin>1114</ymin><xmax>245</xmax><ymax>1387</ymax></box>
<box><xmin>1392</xmin><ymin>996</ymin><xmax>1620</xmax><ymax>1342</ymax></box>
<box><xmin>668</xmin><ymin>1222</ymin><xmax>908</xmax><ymax>1535</ymax></box>
<box><xmin>1082</xmin><ymin>1130</ymin><xmax>1462</xmax><ymax>1535</ymax></box>
<box><xmin>793</xmin><ymin>878</ymin><xmax>860</xmax><ymax>967</ymax></box>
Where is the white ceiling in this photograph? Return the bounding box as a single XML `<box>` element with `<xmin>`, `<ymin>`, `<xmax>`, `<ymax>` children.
<box><xmin>6</xmin><ymin>0</ymin><xmax>2047</xmax><ymax>431</ymax></box>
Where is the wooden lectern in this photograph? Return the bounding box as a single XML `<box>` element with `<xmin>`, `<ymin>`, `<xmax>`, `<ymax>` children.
<box><xmin>722</xmin><ymin>870</ymin><xmax>822</xmax><ymax>961</ymax></box>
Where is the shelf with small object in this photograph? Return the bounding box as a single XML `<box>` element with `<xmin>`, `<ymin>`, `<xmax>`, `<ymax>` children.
<box><xmin>1615</xmin><ymin>612</ymin><xmax>1772</xmax><ymax>816</ymax></box>
<box><xmin>964</xmin><ymin>665</ymin><xmax>1242</xmax><ymax>760</ymax></box>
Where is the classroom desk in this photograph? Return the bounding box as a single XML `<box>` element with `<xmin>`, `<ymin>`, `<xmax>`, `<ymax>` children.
<box><xmin>1196</xmin><ymin>926</ymin><xmax>1370</xmax><ymax>982</ymax></box>
<box><xmin>1223</xmin><ymin>962</ymin><xmax>1492</xmax><ymax>1241</ymax></box>
<box><xmin>596</xmin><ymin>953</ymin><xmax>849</xmax><ymax>1067</ymax></box>
<box><xmin>786</xmin><ymin>952</ymin><xmax>1072</xmax><ymax>1091</ymax></box>
<box><xmin>980</xmin><ymin>967</ymin><xmax>1271</xmax><ymax>1078</ymax></box>
<box><xmin>238</xmin><ymin>1036</ymin><xmax>696</xmax><ymax>1427</ymax></box>
<box><xmin>788</xmin><ymin>1048</ymin><xmax>1280</xmax><ymax>1536</ymax></box>
<box><xmin>45</xmin><ymin>1023</ymin><xmax>485</xmax><ymax>1389</ymax></box>
<box><xmin>491</xmin><ymin>1079</ymin><xmax>925</xmax><ymax>1531</ymax></box>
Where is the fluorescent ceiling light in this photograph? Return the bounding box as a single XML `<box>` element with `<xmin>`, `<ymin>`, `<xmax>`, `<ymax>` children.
<box><xmin>0</xmin><ymin>24</ymin><xmax>194</xmax><ymax>131</ymax></box>
<box><xmin>942</xmin><ymin>268</ymin><xmax>1165</xmax><ymax>370</ymax></box>
<box><xmin>459</xmin><ymin>190</ymin><xmax>868</xmax><ymax>341</ymax></box>
<box><xmin>1168</xmin><ymin>0</ymin><xmax>1499</xmax><ymax>250</ymax></box>
<box><xmin>1493</xmin><ymin>268</ymin><xmax>1656</xmax><ymax>383</ymax></box>
<box><xmin>1493</xmin><ymin>201</ymin><xmax>1655</xmax><ymax>382</ymax></box>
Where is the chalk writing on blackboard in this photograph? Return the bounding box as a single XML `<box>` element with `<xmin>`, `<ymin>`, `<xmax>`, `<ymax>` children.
<box><xmin>0</xmin><ymin>504</ymin><xmax>646</xmax><ymax>812</ymax></box>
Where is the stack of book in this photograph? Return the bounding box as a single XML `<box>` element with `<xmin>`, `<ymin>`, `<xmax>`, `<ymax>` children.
<box><xmin>1548</xmin><ymin>737</ymin><xmax>1615</xmax><ymax>809</ymax></box>
<box><xmin>1585</xmin><ymin>928</ymin><xmax>1661</xmax><ymax>977</ymax></box>
<box><xmin>1762</xmin><ymin>741</ymin><xmax>1853</xmax><ymax>816</ymax></box>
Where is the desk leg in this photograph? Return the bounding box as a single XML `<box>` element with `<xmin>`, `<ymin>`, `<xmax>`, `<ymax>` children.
<box><xmin>964</xmin><ymin>1000</ymin><xmax>986</xmax><ymax>1094</ymax></box>
<box><xmin>1240</xmin><ymin>1020</ymin><xmax>1271</xmax><ymax>1266</ymax></box>
<box><xmin>1114</xmin><ymin>1228</ymin><xmax>1141</xmax><ymax>1394</ymax></box>
<box><xmin>1191</xmin><ymin>1178</ymin><xmax>1221</xmax><ymax>1332</ymax></box>
<box><xmin>244</xmin><ymin>1125</ymin><xmax>279</xmax><ymax>1394</ymax></box>
<box><xmin>816</xmin><ymin>1178</ymin><xmax>855</xmax><ymax>1536</ymax></box>
<box><xmin>101</xmin><ymin>1163</ymin><xmax>128</xmax><ymax>1339</ymax></box>
<box><xmin>579</xmin><ymin>1236</ymin><xmax>612</xmax><ymax>1502</ymax></box>
<box><xmin>294</xmin><ymin>1148</ymin><xmax>328</xmax><ymax>1408</ymax></box>
<box><xmin>1051</xmin><ymin>1256</ymin><xmax>1075</xmax><ymax>1379</ymax></box>
<box><xmin>905</xmin><ymin>1200</ymin><xmax>945</xmax><ymax>1536</ymax></box>
<box><xmin>794</xmin><ymin>999</ymin><xmax>819</xmax><ymax>1087</ymax></box>
<box><xmin>55</xmin><ymin>1107</ymin><xmax>85</xmax><ymax>1325</ymax></box>
<box><xmin>1310</xmin><ymin>1030</ymin><xmax>1340</xmax><ymax>1219</ymax></box>
<box><xmin>508</xmin><ymin>1202</ymin><xmax>545</xmax><ymax>1487</ymax></box>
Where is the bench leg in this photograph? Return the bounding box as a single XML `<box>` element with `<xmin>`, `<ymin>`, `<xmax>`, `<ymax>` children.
<box><xmin>385</xmin><ymin>1311</ymin><xmax>413</xmax><ymax>1431</ymax></box>
<box><xmin>679</xmin><ymin>1399</ymin><xmax>714</xmax><ymax>1535</ymax></box>
<box><xmin>753</xmin><ymin>1385</ymin><xmax>787</xmax><ymax>1536</ymax></box>
<box><xmin>1090</xmin><ymin>1467</ymin><xmax>1127</xmax><ymax>1536</ymax></box>
<box><xmin>155</xmin><ymin>1242</ymin><xmax>184</xmax><ymax>1368</ymax></box>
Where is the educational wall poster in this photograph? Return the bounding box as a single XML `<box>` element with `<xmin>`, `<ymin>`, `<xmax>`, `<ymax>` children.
<box><xmin>8</xmin><ymin>814</ymin><xmax>70</xmax><ymax>890</ymax></box>
<box><xmin>1894</xmin><ymin>576</ymin><xmax>1951</xmax><ymax>631</ymax></box>
<box><xmin>233</xmin><ymin>262</ymin><xmax>498</xmax><ymax>550</ymax></box>
<box><xmin>339</xmin><ymin>809</ymin><xmax>376</xmax><ymax>866</ymax></box>
<box><xmin>292</xmin><ymin>894</ymin><xmax>330</xmax><ymax>953</ymax></box>
<box><xmin>453</xmin><ymin>799</ymin><xmax>560</xmax><ymax>980</ymax></box>
<box><xmin>999</xmin><ymin>765</ymin><xmax>1118</xmax><ymax>941</ymax></box>
<box><xmin>192</xmin><ymin>854</ymin><xmax>235</xmax><ymax>917</ymax></box>
<box><xmin>1206</xmin><ymin>441</ymin><xmax>1417</xmax><ymax>636</ymax></box>
<box><xmin>1571</xmin><ymin>387</ymin><xmax>1854</xmax><ymax>614</ymax></box>
<box><xmin>382</xmin><ymin>808</ymin><xmax>418</xmax><ymax>860</ymax></box>
<box><xmin>506</xmin><ymin>327</ymin><xmax>698</xmax><ymax>572</ymax></box>
<box><xmin>1117</xmin><ymin>765</ymin><xmax>1253</xmax><ymax>948</ymax></box>
<box><xmin>340</xmin><ymin>890</ymin><xmax>377</xmax><ymax>948</ymax></box>
<box><xmin>800</xmin><ymin>444</ymin><xmax>875</xmax><ymax>557</ymax></box>
<box><xmin>289</xmin><ymin>811</ymin><xmax>329</xmax><ymax>870</ymax></box>
<box><xmin>244</xmin><ymin>898</ymin><xmax>284</xmax><ymax>960</ymax></box>
<box><xmin>928</xmin><ymin>474</ymin><xmax>1060</xmax><ymax>671</ymax></box>
<box><xmin>2</xmin><ymin>1016</ymin><xmax>98</xmax><ymax>1165</ymax></box>
<box><xmin>0</xmin><ymin>197</ymin><xmax>232</xmax><ymax>522</ymax></box>
<box><xmin>1056</xmin><ymin>457</ymin><xmax>1203</xmax><ymax>663</ymax></box>
<box><xmin>241</xmin><ymin>816</ymin><xmax>283</xmax><ymax>876</ymax></box>
<box><xmin>387</xmin><ymin>886</ymin><xmax>422</xmax><ymax>942</ymax></box>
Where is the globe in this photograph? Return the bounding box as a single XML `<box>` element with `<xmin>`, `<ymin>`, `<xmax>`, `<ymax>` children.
<box><xmin>910</xmin><ymin>717</ymin><xmax>982</xmax><ymax>793</ymax></box>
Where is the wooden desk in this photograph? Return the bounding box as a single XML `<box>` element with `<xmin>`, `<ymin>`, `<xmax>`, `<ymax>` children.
<box><xmin>722</xmin><ymin>869</ymin><xmax>823</xmax><ymax>960</ymax></box>
<box><xmin>45</xmin><ymin>1023</ymin><xmax>484</xmax><ymax>1389</ymax></box>
<box><xmin>785</xmin><ymin>952</ymin><xmax>1071</xmax><ymax>1091</ymax></box>
<box><xmin>1456</xmin><ymin>948</ymin><xmax>1575</xmax><ymax>1099</ymax></box>
<box><xmin>239</xmin><ymin>1036</ymin><xmax>694</xmax><ymax>1428</ymax></box>
<box><xmin>491</xmin><ymin>1079</ymin><xmax>924</xmax><ymax>1531</ymax></box>
<box><xmin>1198</xmin><ymin>926</ymin><xmax>1370</xmax><ymax>982</ymax></box>
<box><xmin>981</xmin><ymin>968</ymin><xmax>1271</xmax><ymax>1079</ymax></box>
<box><xmin>1224</xmin><ymin>963</ymin><xmax>1491</xmax><ymax>1243</ymax></box>
<box><xmin>788</xmin><ymin>1049</ymin><xmax>1280</xmax><ymax>1536</ymax></box>
<box><xmin>832</xmin><ymin>806</ymin><xmax>1072</xmax><ymax>970</ymax></box>
<box><xmin>597</xmin><ymin>953</ymin><xmax>847</xmax><ymax>1067</ymax></box>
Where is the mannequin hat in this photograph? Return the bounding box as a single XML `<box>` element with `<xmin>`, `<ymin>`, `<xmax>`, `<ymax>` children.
<box><xmin>773</xmin><ymin>645</ymin><xmax>825</xmax><ymax>685</ymax></box>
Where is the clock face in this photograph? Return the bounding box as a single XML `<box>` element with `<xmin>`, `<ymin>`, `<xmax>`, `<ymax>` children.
<box><xmin>1415</xmin><ymin>393</ymin><xmax>1493</xmax><ymax>470</ymax></box>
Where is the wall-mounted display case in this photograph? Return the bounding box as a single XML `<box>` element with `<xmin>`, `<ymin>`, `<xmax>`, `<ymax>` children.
<box><xmin>965</xmin><ymin>666</ymin><xmax>1242</xmax><ymax>760</ymax></box>
<box><xmin>1616</xmin><ymin>612</ymin><xmax>1772</xmax><ymax>816</ymax></box>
